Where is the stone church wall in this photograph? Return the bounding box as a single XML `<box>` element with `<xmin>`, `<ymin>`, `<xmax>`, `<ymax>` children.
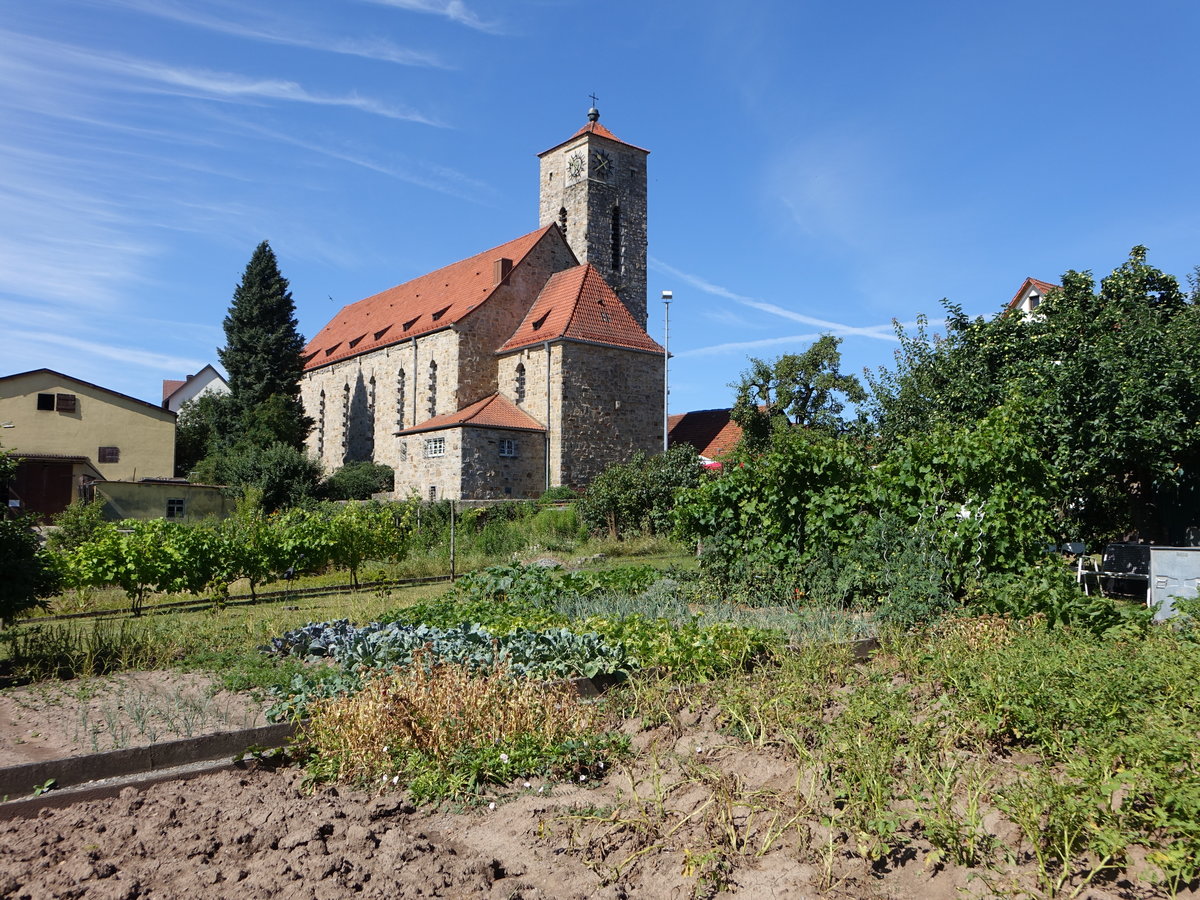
<box><xmin>555</xmin><ymin>342</ymin><xmax>663</xmax><ymax>488</ymax></box>
<box><xmin>392</xmin><ymin>426</ymin><xmax>462</xmax><ymax>502</ymax></box>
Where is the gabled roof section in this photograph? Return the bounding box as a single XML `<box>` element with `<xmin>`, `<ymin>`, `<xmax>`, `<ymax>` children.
<box><xmin>1006</xmin><ymin>277</ymin><xmax>1059</xmax><ymax>311</ymax></box>
<box><xmin>668</xmin><ymin>409</ymin><xmax>744</xmax><ymax>460</ymax></box>
<box><xmin>398</xmin><ymin>393</ymin><xmax>545</xmax><ymax>436</ymax></box>
<box><xmin>498</xmin><ymin>264</ymin><xmax>664</xmax><ymax>355</ymax></box>
<box><xmin>0</xmin><ymin>369</ymin><xmax>175</xmax><ymax>418</ymax></box>
<box><xmin>161</xmin><ymin>364</ymin><xmax>226</xmax><ymax>406</ymax></box>
<box><xmin>161</xmin><ymin>379</ymin><xmax>185</xmax><ymax>402</ymax></box>
<box><xmin>538</xmin><ymin>116</ymin><xmax>650</xmax><ymax>157</ymax></box>
<box><xmin>302</xmin><ymin>225</ymin><xmax>563</xmax><ymax>372</ymax></box>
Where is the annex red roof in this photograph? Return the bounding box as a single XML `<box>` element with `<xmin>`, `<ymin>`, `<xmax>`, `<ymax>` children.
<box><xmin>668</xmin><ymin>409</ymin><xmax>744</xmax><ymax>460</ymax></box>
<box><xmin>302</xmin><ymin>225</ymin><xmax>561</xmax><ymax>372</ymax></box>
<box><xmin>398</xmin><ymin>393</ymin><xmax>545</xmax><ymax>436</ymax></box>
<box><xmin>161</xmin><ymin>379</ymin><xmax>185</xmax><ymax>402</ymax></box>
<box><xmin>1006</xmin><ymin>277</ymin><xmax>1059</xmax><ymax>310</ymax></box>
<box><xmin>498</xmin><ymin>264</ymin><xmax>663</xmax><ymax>355</ymax></box>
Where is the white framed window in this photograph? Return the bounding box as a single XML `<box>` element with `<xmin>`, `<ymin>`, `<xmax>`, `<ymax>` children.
<box><xmin>499</xmin><ymin>439</ymin><xmax>518</xmax><ymax>458</ymax></box>
<box><xmin>424</xmin><ymin>437</ymin><xmax>445</xmax><ymax>458</ymax></box>
<box><xmin>166</xmin><ymin>498</ymin><xmax>185</xmax><ymax>519</ymax></box>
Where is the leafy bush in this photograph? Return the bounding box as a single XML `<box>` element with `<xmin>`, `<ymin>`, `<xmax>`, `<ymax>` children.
<box><xmin>578</xmin><ymin>445</ymin><xmax>701</xmax><ymax>539</ymax></box>
<box><xmin>320</xmin><ymin>461</ymin><xmax>395</xmax><ymax>500</ymax></box>
<box><xmin>539</xmin><ymin>485</ymin><xmax>578</xmax><ymax>503</ymax></box>
<box><xmin>0</xmin><ymin>515</ymin><xmax>60</xmax><ymax>623</ymax></box>
<box><xmin>45</xmin><ymin>500</ymin><xmax>109</xmax><ymax>554</ymax></box>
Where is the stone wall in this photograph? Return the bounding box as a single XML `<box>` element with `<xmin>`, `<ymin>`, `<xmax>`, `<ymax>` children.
<box><xmin>392</xmin><ymin>426</ymin><xmax>461</xmax><ymax>501</ymax></box>
<box><xmin>460</xmin><ymin>427</ymin><xmax>546</xmax><ymax>499</ymax></box>
<box><xmin>556</xmin><ymin>342</ymin><xmax>663</xmax><ymax>488</ymax></box>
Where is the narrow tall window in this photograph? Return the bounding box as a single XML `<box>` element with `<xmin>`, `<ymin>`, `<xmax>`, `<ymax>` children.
<box><xmin>396</xmin><ymin>368</ymin><xmax>406</xmax><ymax>428</ymax></box>
<box><xmin>515</xmin><ymin>363</ymin><xmax>526</xmax><ymax>404</ymax></box>
<box><xmin>611</xmin><ymin>203</ymin><xmax>622</xmax><ymax>271</ymax></box>
<box><xmin>341</xmin><ymin>384</ymin><xmax>350</xmax><ymax>459</ymax></box>
<box><xmin>427</xmin><ymin>361</ymin><xmax>438</xmax><ymax>418</ymax></box>
<box><xmin>317</xmin><ymin>390</ymin><xmax>326</xmax><ymax>457</ymax></box>
<box><xmin>367</xmin><ymin>375</ymin><xmax>377</xmax><ymax>457</ymax></box>
<box><xmin>558</xmin><ymin>207</ymin><xmax>568</xmax><ymax>237</ymax></box>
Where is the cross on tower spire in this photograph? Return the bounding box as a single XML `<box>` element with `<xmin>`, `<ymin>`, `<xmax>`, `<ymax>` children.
<box><xmin>587</xmin><ymin>93</ymin><xmax>599</xmax><ymax>122</ymax></box>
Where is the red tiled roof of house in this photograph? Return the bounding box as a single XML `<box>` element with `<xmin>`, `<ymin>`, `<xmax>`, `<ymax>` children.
<box><xmin>398</xmin><ymin>393</ymin><xmax>545</xmax><ymax>436</ymax></box>
<box><xmin>497</xmin><ymin>264</ymin><xmax>663</xmax><ymax>355</ymax></box>
<box><xmin>161</xmin><ymin>379</ymin><xmax>185</xmax><ymax>402</ymax></box>
<box><xmin>1006</xmin><ymin>277</ymin><xmax>1060</xmax><ymax>310</ymax></box>
<box><xmin>668</xmin><ymin>409</ymin><xmax>744</xmax><ymax>460</ymax></box>
<box><xmin>302</xmin><ymin>225</ymin><xmax>562</xmax><ymax>372</ymax></box>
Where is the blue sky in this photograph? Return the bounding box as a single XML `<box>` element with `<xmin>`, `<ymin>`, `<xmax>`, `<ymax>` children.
<box><xmin>3</xmin><ymin>0</ymin><xmax>1199</xmax><ymax>418</ymax></box>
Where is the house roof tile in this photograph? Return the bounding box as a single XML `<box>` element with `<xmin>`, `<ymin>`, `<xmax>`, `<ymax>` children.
<box><xmin>161</xmin><ymin>379</ymin><xmax>185</xmax><ymax>402</ymax></box>
<box><xmin>398</xmin><ymin>393</ymin><xmax>545</xmax><ymax>436</ymax></box>
<box><xmin>497</xmin><ymin>264</ymin><xmax>663</xmax><ymax>355</ymax></box>
<box><xmin>1007</xmin><ymin>277</ymin><xmax>1060</xmax><ymax>310</ymax></box>
<box><xmin>538</xmin><ymin>118</ymin><xmax>649</xmax><ymax>157</ymax></box>
<box><xmin>302</xmin><ymin>225</ymin><xmax>562</xmax><ymax>372</ymax></box>
<box><xmin>668</xmin><ymin>409</ymin><xmax>744</xmax><ymax>460</ymax></box>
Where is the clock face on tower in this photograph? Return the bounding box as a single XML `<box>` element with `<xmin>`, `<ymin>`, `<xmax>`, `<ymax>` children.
<box><xmin>592</xmin><ymin>149</ymin><xmax>612</xmax><ymax>181</ymax></box>
<box><xmin>567</xmin><ymin>152</ymin><xmax>584</xmax><ymax>182</ymax></box>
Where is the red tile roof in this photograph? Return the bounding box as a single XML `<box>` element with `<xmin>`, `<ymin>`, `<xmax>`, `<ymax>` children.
<box><xmin>161</xmin><ymin>379</ymin><xmax>185</xmax><ymax>402</ymax></box>
<box><xmin>539</xmin><ymin>118</ymin><xmax>649</xmax><ymax>157</ymax></box>
<box><xmin>498</xmin><ymin>264</ymin><xmax>663</xmax><ymax>355</ymax></box>
<box><xmin>302</xmin><ymin>225</ymin><xmax>562</xmax><ymax>372</ymax></box>
<box><xmin>668</xmin><ymin>409</ymin><xmax>744</xmax><ymax>460</ymax></box>
<box><xmin>1006</xmin><ymin>277</ymin><xmax>1059</xmax><ymax>310</ymax></box>
<box><xmin>398</xmin><ymin>393</ymin><xmax>545</xmax><ymax>436</ymax></box>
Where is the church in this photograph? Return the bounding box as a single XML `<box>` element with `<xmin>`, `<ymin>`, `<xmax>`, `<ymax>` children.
<box><xmin>298</xmin><ymin>108</ymin><xmax>666</xmax><ymax>501</ymax></box>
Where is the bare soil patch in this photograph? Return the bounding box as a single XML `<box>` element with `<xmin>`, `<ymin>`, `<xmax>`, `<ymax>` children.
<box><xmin>0</xmin><ymin>672</ymin><xmax>271</xmax><ymax>767</ymax></box>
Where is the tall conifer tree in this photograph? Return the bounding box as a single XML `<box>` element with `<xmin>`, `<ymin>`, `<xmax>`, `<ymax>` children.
<box><xmin>218</xmin><ymin>241</ymin><xmax>312</xmax><ymax>449</ymax></box>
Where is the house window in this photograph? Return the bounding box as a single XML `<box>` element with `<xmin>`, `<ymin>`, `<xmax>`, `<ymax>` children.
<box><xmin>367</xmin><ymin>375</ymin><xmax>376</xmax><ymax>456</ymax></box>
<box><xmin>499</xmin><ymin>439</ymin><xmax>518</xmax><ymax>458</ymax></box>
<box><xmin>97</xmin><ymin>446</ymin><xmax>120</xmax><ymax>464</ymax></box>
<box><xmin>341</xmin><ymin>384</ymin><xmax>350</xmax><ymax>458</ymax></box>
<box><xmin>429</xmin><ymin>485</ymin><xmax>437</xmax><ymax>501</ymax></box>
<box><xmin>558</xmin><ymin>206</ymin><xmax>567</xmax><ymax>237</ymax></box>
<box><xmin>400</xmin><ymin>441</ymin><xmax>408</xmax><ymax>461</ymax></box>
<box><xmin>515</xmin><ymin>363</ymin><xmax>526</xmax><ymax>404</ymax></box>
<box><xmin>424</xmin><ymin>437</ymin><xmax>445</xmax><ymax>458</ymax></box>
<box><xmin>317</xmin><ymin>390</ymin><xmax>326</xmax><ymax>457</ymax></box>
<box><xmin>36</xmin><ymin>393</ymin><xmax>55</xmax><ymax>411</ymax></box>
<box><xmin>56</xmin><ymin>394</ymin><xmax>77</xmax><ymax>412</ymax></box>
<box><xmin>166</xmin><ymin>498</ymin><xmax>185</xmax><ymax>519</ymax></box>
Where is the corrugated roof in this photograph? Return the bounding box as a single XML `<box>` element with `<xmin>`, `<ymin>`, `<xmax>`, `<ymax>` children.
<box><xmin>397</xmin><ymin>393</ymin><xmax>545</xmax><ymax>436</ymax></box>
<box><xmin>668</xmin><ymin>409</ymin><xmax>744</xmax><ymax>460</ymax></box>
<box><xmin>302</xmin><ymin>225</ymin><xmax>560</xmax><ymax>372</ymax></box>
<box><xmin>498</xmin><ymin>264</ymin><xmax>663</xmax><ymax>355</ymax></box>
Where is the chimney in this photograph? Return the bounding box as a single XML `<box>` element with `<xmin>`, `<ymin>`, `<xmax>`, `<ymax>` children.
<box><xmin>494</xmin><ymin>257</ymin><xmax>513</xmax><ymax>286</ymax></box>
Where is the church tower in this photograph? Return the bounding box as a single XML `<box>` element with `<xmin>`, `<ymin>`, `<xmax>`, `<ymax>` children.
<box><xmin>538</xmin><ymin>105</ymin><xmax>649</xmax><ymax>328</ymax></box>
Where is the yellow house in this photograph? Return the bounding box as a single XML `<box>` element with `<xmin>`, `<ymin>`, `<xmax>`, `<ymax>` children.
<box><xmin>0</xmin><ymin>369</ymin><xmax>176</xmax><ymax>519</ymax></box>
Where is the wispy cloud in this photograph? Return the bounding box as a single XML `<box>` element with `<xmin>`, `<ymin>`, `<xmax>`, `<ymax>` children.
<box><xmin>0</xmin><ymin>29</ymin><xmax>441</xmax><ymax>124</ymax></box>
<box><xmin>361</xmin><ymin>0</ymin><xmax>501</xmax><ymax>33</ymax></box>
<box><xmin>100</xmin><ymin>0</ymin><xmax>450</xmax><ymax>68</ymax></box>
<box><xmin>9</xmin><ymin>329</ymin><xmax>204</xmax><ymax>373</ymax></box>
<box><xmin>651</xmin><ymin>258</ymin><xmax>900</xmax><ymax>342</ymax></box>
<box><xmin>678</xmin><ymin>334</ymin><xmax>828</xmax><ymax>358</ymax></box>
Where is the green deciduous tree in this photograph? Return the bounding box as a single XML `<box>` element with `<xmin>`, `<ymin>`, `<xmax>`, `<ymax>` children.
<box><xmin>867</xmin><ymin>247</ymin><xmax>1200</xmax><ymax>544</ymax></box>
<box><xmin>731</xmin><ymin>335</ymin><xmax>866</xmax><ymax>452</ymax></box>
<box><xmin>192</xmin><ymin>442</ymin><xmax>323</xmax><ymax>513</ymax></box>
<box><xmin>577</xmin><ymin>445</ymin><xmax>701</xmax><ymax>539</ymax></box>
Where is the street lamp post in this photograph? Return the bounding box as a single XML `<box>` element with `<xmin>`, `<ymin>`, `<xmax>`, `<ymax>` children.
<box><xmin>662</xmin><ymin>290</ymin><xmax>672</xmax><ymax>452</ymax></box>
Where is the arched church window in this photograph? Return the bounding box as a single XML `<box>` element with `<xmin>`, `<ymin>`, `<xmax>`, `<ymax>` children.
<box><xmin>396</xmin><ymin>368</ymin><xmax>406</xmax><ymax>429</ymax></box>
<box><xmin>611</xmin><ymin>203</ymin><xmax>622</xmax><ymax>272</ymax></box>
<box><xmin>427</xmin><ymin>361</ymin><xmax>438</xmax><ymax>418</ymax></box>
<box><xmin>366</xmin><ymin>375</ymin><xmax>376</xmax><ymax>457</ymax></box>
<box><xmin>558</xmin><ymin>207</ymin><xmax>567</xmax><ymax>237</ymax></box>
<box><xmin>341</xmin><ymin>384</ymin><xmax>351</xmax><ymax>459</ymax></box>
<box><xmin>317</xmin><ymin>390</ymin><xmax>326</xmax><ymax>457</ymax></box>
<box><xmin>515</xmin><ymin>363</ymin><xmax>526</xmax><ymax>404</ymax></box>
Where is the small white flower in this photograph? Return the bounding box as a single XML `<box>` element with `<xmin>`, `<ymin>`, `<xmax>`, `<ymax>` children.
<box><xmin>538</xmin><ymin>786</ymin><xmax>545</xmax><ymax>793</ymax></box>
<box><xmin>598</xmin><ymin>762</ymin><xmax>605</xmax><ymax>770</ymax></box>
<box><xmin>499</xmin><ymin>753</ymin><xmax>509</xmax><ymax>764</ymax></box>
<box><xmin>523</xmin><ymin>781</ymin><xmax>531</xmax><ymax>789</ymax></box>
<box><xmin>695</xmin><ymin>746</ymin><xmax>702</xmax><ymax>754</ymax></box>
<box><xmin>580</xmin><ymin>775</ymin><xmax>587</xmax><ymax>783</ymax></box>
<box><xmin>383</xmin><ymin>746</ymin><xmax>388</xmax><ymax>753</ymax></box>
<box><xmin>392</xmin><ymin>775</ymin><xmax>399</xmax><ymax>785</ymax></box>
<box><xmin>488</xmin><ymin>802</ymin><xmax>496</xmax><ymax>810</ymax></box>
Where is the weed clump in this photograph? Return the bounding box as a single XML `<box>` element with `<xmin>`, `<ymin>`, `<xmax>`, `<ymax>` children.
<box><xmin>302</xmin><ymin>660</ymin><xmax>625</xmax><ymax>803</ymax></box>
